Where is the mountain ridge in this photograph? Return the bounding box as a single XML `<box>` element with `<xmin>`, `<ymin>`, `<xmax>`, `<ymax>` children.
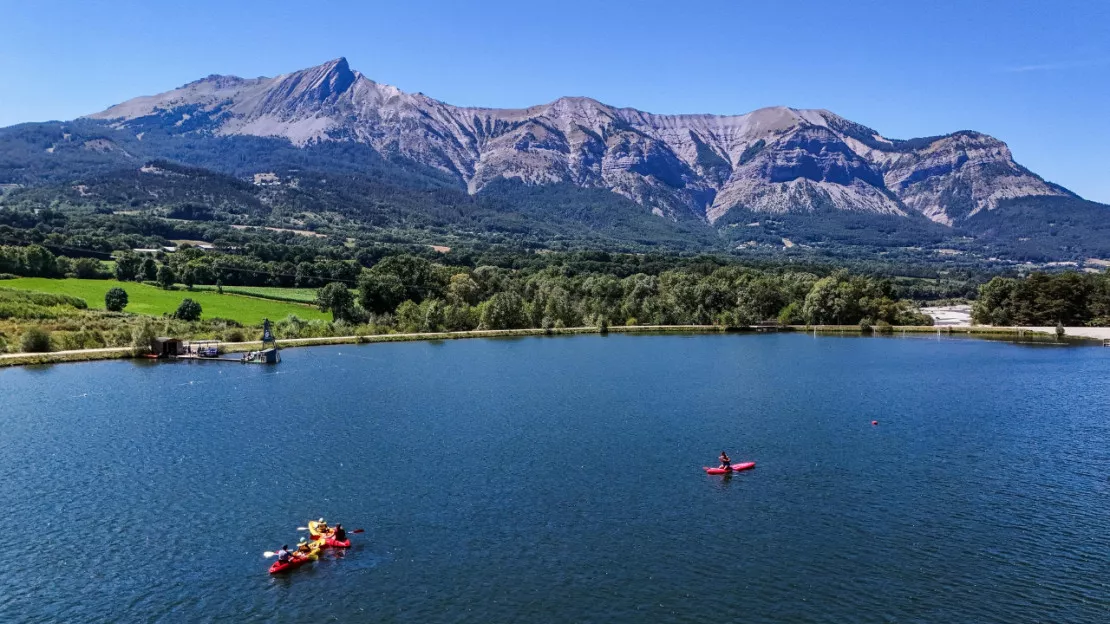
<box><xmin>3</xmin><ymin>57</ymin><xmax>1107</xmax><ymax>262</ymax></box>
<box><xmin>84</xmin><ymin>58</ymin><xmax>1071</xmax><ymax>227</ymax></box>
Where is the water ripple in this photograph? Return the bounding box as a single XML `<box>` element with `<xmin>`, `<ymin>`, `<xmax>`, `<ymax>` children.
<box><xmin>0</xmin><ymin>335</ymin><xmax>1109</xmax><ymax>622</ymax></box>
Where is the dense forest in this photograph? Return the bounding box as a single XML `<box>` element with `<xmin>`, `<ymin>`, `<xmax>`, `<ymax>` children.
<box><xmin>972</xmin><ymin>272</ymin><xmax>1110</xmax><ymax>326</ymax></box>
<box><xmin>348</xmin><ymin>257</ymin><xmax>934</xmax><ymax>331</ymax></box>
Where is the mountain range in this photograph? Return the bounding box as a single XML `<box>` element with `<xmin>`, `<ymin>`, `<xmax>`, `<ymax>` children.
<box><xmin>2</xmin><ymin>57</ymin><xmax>1108</xmax><ymax>260</ymax></box>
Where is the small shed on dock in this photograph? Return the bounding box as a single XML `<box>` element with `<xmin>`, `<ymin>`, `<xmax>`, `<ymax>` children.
<box><xmin>151</xmin><ymin>337</ymin><xmax>183</xmax><ymax>358</ymax></box>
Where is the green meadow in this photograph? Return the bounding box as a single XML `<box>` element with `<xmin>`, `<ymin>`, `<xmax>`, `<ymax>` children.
<box><xmin>1</xmin><ymin>278</ymin><xmax>329</xmax><ymax>325</ymax></box>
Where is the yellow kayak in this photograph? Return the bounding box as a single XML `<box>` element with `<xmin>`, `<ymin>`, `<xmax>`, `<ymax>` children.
<box><xmin>307</xmin><ymin>520</ymin><xmax>333</xmax><ymax>539</ymax></box>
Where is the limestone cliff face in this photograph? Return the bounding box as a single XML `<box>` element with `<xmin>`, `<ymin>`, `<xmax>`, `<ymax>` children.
<box><xmin>865</xmin><ymin>132</ymin><xmax>1073</xmax><ymax>225</ymax></box>
<box><xmin>88</xmin><ymin>58</ymin><xmax>1070</xmax><ymax>225</ymax></box>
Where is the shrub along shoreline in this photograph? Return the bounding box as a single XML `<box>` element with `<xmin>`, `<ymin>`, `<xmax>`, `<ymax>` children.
<box><xmin>0</xmin><ymin>324</ymin><xmax>1082</xmax><ymax>369</ymax></box>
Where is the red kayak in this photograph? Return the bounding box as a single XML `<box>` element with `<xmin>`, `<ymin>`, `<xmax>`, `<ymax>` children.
<box><xmin>323</xmin><ymin>537</ymin><xmax>351</xmax><ymax>549</ymax></box>
<box><xmin>703</xmin><ymin>461</ymin><xmax>755</xmax><ymax>475</ymax></box>
<box><xmin>269</xmin><ymin>555</ymin><xmax>313</xmax><ymax>574</ymax></box>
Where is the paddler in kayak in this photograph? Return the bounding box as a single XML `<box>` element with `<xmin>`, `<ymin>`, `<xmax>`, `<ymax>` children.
<box><xmin>333</xmin><ymin>524</ymin><xmax>347</xmax><ymax>542</ymax></box>
<box><xmin>719</xmin><ymin>451</ymin><xmax>732</xmax><ymax>471</ymax></box>
<box><xmin>296</xmin><ymin>540</ymin><xmax>313</xmax><ymax>556</ymax></box>
<box><xmin>276</xmin><ymin>545</ymin><xmax>293</xmax><ymax>563</ymax></box>
<box><xmin>317</xmin><ymin>518</ymin><xmax>331</xmax><ymax>535</ymax></box>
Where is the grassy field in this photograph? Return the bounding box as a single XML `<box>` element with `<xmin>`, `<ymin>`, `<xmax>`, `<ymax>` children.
<box><xmin>190</xmin><ymin>284</ymin><xmax>322</xmax><ymax>303</ymax></box>
<box><xmin>1</xmin><ymin>278</ymin><xmax>329</xmax><ymax>325</ymax></box>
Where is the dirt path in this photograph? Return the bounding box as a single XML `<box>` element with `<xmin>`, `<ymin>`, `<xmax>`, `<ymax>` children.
<box><xmin>0</xmin><ymin>346</ymin><xmax>133</xmax><ymax>360</ymax></box>
<box><xmin>1027</xmin><ymin>326</ymin><xmax>1110</xmax><ymax>340</ymax></box>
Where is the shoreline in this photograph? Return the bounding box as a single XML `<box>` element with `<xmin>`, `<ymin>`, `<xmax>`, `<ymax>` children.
<box><xmin>0</xmin><ymin>324</ymin><xmax>1090</xmax><ymax>369</ymax></box>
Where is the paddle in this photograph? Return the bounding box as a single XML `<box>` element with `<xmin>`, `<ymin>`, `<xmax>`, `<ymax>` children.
<box><xmin>329</xmin><ymin>529</ymin><xmax>365</xmax><ymax>537</ymax></box>
<box><xmin>265</xmin><ymin>539</ymin><xmax>308</xmax><ymax>558</ymax></box>
<box><xmin>265</xmin><ymin>527</ymin><xmax>367</xmax><ymax>556</ymax></box>
<box><xmin>265</xmin><ymin>549</ymin><xmax>317</xmax><ymax>559</ymax></box>
<box><xmin>263</xmin><ymin>550</ymin><xmax>301</xmax><ymax>558</ymax></box>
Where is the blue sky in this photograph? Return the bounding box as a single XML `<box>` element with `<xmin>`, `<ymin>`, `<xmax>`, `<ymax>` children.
<box><xmin>2</xmin><ymin>0</ymin><xmax>1107</xmax><ymax>202</ymax></box>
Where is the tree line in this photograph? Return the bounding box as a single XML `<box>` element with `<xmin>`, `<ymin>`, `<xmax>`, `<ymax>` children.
<box><xmin>0</xmin><ymin>244</ymin><xmax>109</xmax><ymax>279</ymax></box>
<box><xmin>2</xmin><ymin>243</ymin><xmax>939</xmax><ymax>330</ymax></box>
<box><xmin>0</xmin><ymin>243</ymin><xmax>362</xmax><ymax>289</ymax></box>
<box><xmin>317</xmin><ymin>255</ymin><xmax>933</xmax><ymax>331</ymax></box>
<box><xmin>972</xmin><ymin>272</ymin><xmax>1110</xmax><ymax>326</ymax></box>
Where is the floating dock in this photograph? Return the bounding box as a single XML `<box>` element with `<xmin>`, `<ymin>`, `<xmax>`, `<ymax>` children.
<box><xmin>150</xmin><ymin>319</ymin><xmax>281</xmax><ymax>364</ymax></box>
<box><xmin>241</xmin><ymin>319</ymin><xmax>280</xmax><ymax>364</ymax></box>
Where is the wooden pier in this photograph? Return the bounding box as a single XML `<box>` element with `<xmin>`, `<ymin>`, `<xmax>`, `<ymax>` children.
<box><xmin>148</xmin><ymin>319</ymin><xmax>281</xmax><ymax>364</ymax></box>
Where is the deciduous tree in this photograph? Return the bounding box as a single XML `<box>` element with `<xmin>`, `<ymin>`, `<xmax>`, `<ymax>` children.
<box><xmin>105</xmin><ymin>287</ymin><xmax>128</xmax><ymax>312</ymax></box>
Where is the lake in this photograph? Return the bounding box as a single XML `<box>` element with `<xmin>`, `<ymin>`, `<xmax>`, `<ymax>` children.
<box><xmin>1</xmin><ymin>334</ymin><xmax>1108</xmax><ymax>622</ymax></box>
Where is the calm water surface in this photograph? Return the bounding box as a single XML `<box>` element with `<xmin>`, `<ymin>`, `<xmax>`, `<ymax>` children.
<box><xmin>1</xmin><ymin>334</ymin><xmax>1108</xmax><ymax>622</ymax></box>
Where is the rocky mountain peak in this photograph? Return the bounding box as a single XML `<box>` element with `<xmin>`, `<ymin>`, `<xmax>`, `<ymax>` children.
<box><xmin>184</xmin><ymin>74</ymin><xmax>248</xmax><ymax>90</ymax></box>
<box><xmin>266</xmin><ymin>57</ymin><xmax>357</xmax><ymax>106</ymax></box>
<box><xmin>82</xmin><ymin>58</ymin><xmax>1075</xmax><ymax>225</ymax></box>
<box><xmin>545</xmin><ymin>96</ymin><xmax>608</xmax><ymax>113</ymax></box>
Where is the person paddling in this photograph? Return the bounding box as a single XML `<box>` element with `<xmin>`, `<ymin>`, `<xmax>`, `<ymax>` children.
<box><xmin>296</xmin><ymin>540</ymin><xmax>312</xmax><ymax>556</ymax></box>
<box><xmin>276</xmin><ymin>545</ymin><xmax>293</xmax><ymax>563</ymax></box>
<box><xmin>719</xmin><ymin>451</ymin><xmax>732</xmax><ymax>471</ymax></box>
<box><xmin>333</xmin><ymin>524</ymin><xmax>347</xmax><ymax>542</ymax></box>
